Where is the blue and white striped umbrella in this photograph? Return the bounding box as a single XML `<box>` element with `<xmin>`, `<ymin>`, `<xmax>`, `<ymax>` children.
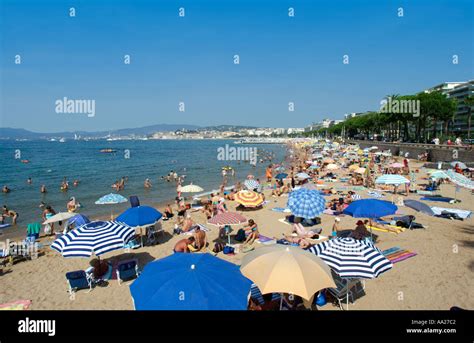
<box><xmin>244</xmin><ymin>179</ymin><xmax>261</xmax><ymax>191</ymax></box>
<box><xmin>51</xmin><ymin>220</ymin><xmax>135</xmax><ymax>258</ymax></box>
<box><xmin>307</xmin><ymin>237</ymin><xmax>393</xmax><ymax>279</ymax></box>
<box><xmin>445</xmin><ymin>170</ymin><xmax>474</xmax><ymax>190</ymax></box>
<box><xmin>287</xmin><ymin>189</ymin><xmax>326</xmax><ymax>218</ymax></box>
<box><xmin>95</xmin><ymin>193</ymin><xmax>128</xmax><ymax>205</ymax></box>
<box><xmin>375</xmin><ymin>174</ymin><xmax>410</xmax><ymax>185</ymax></box>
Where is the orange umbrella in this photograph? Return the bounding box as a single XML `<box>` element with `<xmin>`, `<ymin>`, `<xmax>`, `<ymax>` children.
<box><xmin>234</xmin><ymin>190</ymin><xmax>264</xmax><ymax>208</ymax></box>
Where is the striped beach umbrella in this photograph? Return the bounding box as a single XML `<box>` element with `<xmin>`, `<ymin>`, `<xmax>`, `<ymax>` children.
<box><xmin>244</xmin><ymin>179</ymin><xmax>261</xmax><ymax>191</ymax></box>
<box><xmin>287</xmin><ymin>188</ymin><xmax>326</xmax><ymax>218</ymax></box>
<box><xmin>208</xmin><ymin>212</ymin><xmax>247</xmax><ymax>226</ymax></box>
<box><xmin>307</xmin><ymin>237</ymin><xmax>393</xmax><ymax>279</ymax></box>
<box><xmin>375</xmin><ymin>174</ymin><xmax>410</xmax><ymax>185</ymax></box>
<box><xmin>234</xmin><ymin>190</ymin><xmax>264</xmax><ymax>208</ymax></box>
<box><xmin>51</xmin><ymin>220</ymin><xmax>135</xmax><ymax>258</ymax></box>
<box><xmin>429</xmin><ymin>170</ymin><xmax>448</xmax><ymax>180</ymax></box>
<box><xmin>179</xmin><ymin>184</ymin><xmax>204</xmax><ymax>193</ymax></box>
<box><xmin>445</xmin><ymin>170</ymin><xmax>474</xmax><ymax>190</ymax></box>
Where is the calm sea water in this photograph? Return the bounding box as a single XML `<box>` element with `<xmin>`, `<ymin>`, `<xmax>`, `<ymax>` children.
<box><xmin>0</xmin><ymin>139</ymin><xmax>287</xmax><ymax>239</ymax></box>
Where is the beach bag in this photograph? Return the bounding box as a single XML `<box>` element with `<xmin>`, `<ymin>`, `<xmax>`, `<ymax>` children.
<box><xmin>44</xmin><ymin>224</ymin><xmax>52</xmax><ymax>235</ymax></box>
<box><xmin>223</xmin><ymin>246</ymin><xmax>235</xmax><ymax>255</ymax></box>
<box><xmin>315</xmin><ymin>291</ymin><xmax>327</xmax><ymax>307</ymax></box>
<box><xmin>234</xmin><ymin>229</ymin><xmax>246</xmax><ymax>242</ymax></box>
<box><xmin>213</xmin><ymin>242</ymin><xmax>225</xmax><ymax>253</ymax></box>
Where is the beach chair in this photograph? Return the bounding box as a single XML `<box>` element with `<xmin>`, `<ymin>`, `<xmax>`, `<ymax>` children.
<box><xmin>66</xmin><ymin>269</ymin><xmax>94</xmax><ymax>295</ymax></box>
<box><xmin>129</xmin><ymin>195</ymin><xmax>140</xmax><ymax>207</ymax></box>
<box><xmin>327</xmin><ymin>273</ymin><xmax>365</xmax><ymax>310</ymax></box>
<box><xmin>116</xmin><ymin>259</ymin><xmax>139</xmax><ymax>285</ymax></box>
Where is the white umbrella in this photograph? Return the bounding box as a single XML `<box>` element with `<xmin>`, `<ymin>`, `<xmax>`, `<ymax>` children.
<box><xmin>43</xmin><ymin>212</ymin><xmax>76</xmax><ymax>225</ymax></box>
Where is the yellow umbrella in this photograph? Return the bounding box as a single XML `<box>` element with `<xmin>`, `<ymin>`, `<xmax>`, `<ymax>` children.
<box><xmin>240</xmin><ymin>245</ymin><xmax>336</xmax><ymax>300</ymax></box>
<box><xmin>348</xmin><ymin>164</ymin><xmax>359</xmax><ymax>171</ymax></box>
<box><xmin>234</xmin><ymin>190</ymin><xmax>264</xmax><ymax>208</ymax></box>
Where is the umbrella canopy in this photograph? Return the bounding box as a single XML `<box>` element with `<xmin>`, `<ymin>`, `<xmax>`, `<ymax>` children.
<box><xmin>343</xmin><ymin>199</ymin><xmax>398</xmax><ymax>218</ymax></box>
<box><xmin>355</xmin><ymin>167</ymin><xmax>366</xmax><ymax>174</ymax></box>
<box><xmin>323</xmin><ymin>158</ymin><xmax>335</xmax><ymax>164</ymax></box>
<box><xmin>244</xmin><ymin>179</ymin><xmax>261</xmax><ymax>191</ymax></box>
<box><xmin>116</xmin><ymin>206</ymin><xmax>163</xmax><ymax>228</ymax></box>
<box><xmin>326</xmin><ymin>163</ymin><xmax>339</xmax><ymax>170</ymax></box>
<box><xmin>429</xmin><ymin>170</ymin><xmax>448</xmax><ymax>180</ymax></box>
<box><xmin>451</xmin><ymin>161</ymin><xmax>467</xmax><ymax>169</ymax></box>
<box><xmin>308</xmin><ymin>237</ymin><xmax>393</xmax><ymax>279</ymax></box>
<box><xmin>66</xmin><ymin>214</ymin><xmax>90</xmax><ymax>227</ymax></box>
<box><xmin>404</xmin><ymin>199</ymin><xmax>435</xmax><ymax>216</ymax></box>
<box><xmin>234</xmin><ymin>190</ymin><xmax>264</xmax><ymax>207</ymax></box>
<box><xmin>42</xmin><ymin>212</ymin><xmax>76</xmax><ymax>225</ymax></box>
<box><xmin>296</xmin><ymin>172</ymin><xmax>310</xmax><ymax>180</ymax></box>
<box><xmin>390</xmin><ymin>163</ymin><xmax>404</xmax><ymax>169</ymax></box>
<box><xmin>348</xmin><ymin>164</ymin><xmax>360</xmax><ymax>171</ymax></box>
<box><xmin>130</xmin><ymin>253</ymin><xmax>252</xmax><ymax>310</ymax></box>
<box><xmin>375</xmin><ymin>174</ymin><xmax>410</xmax><ymax>185</ymax></box>
<box><xmin>287</xmin><ymin>188</ymin><xmax>326</xmax><ymax>218</ymax></box>
<box><xmin>51</xmin><ymin>221</ymin><xmax>135</xmax><ymax>258</ymax></box>
<box><xmin>308</xmin><ymin>165</ymin><xmax>318</xmax><ymax>170</ymax></box>
<box><xmin>208</xmin><ymin>212</ymin><xmax>247</xmax><ymax>226</ymax></box>
<box><xmin>240</xmin><ymin>245</ymin><xmax>335</xmax><ymax>300</ymax></box>
<box><xmin>179</xmin><ymin>184</ymin><xmax>204</xmax><ymax>193</ymax></box>
<box><xmin>301</xmin><ymin>183</ymin><xmax>319</xmax><ymax>190</ymax></box>
<box><xmin>445</xmin><ymin>170</ymin><xmax>474</xmax><ymax>190</ymax></box>
<box><xmin>274</xmin><ymin>166</ymin><xmax>285</xmax><ymax>172</ymax></box>
<box><xmin>95</xmin><ymin>193</ymin><xmax>128</xmax><ymax>205</ymax></box>
<box><xmin>275</xmin><ymin>173</ymin><xmax>288</xmax><ymax>180</ymax></box>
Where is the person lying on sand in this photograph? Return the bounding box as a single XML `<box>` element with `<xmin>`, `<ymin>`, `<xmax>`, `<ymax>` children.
<box><xmin>281</xmin><ymin>234</ymin><xmax>312</xmax><ymax>249</ymax></box>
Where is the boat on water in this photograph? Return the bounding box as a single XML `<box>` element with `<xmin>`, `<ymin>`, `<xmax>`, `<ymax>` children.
<box><xmin>59</xmin><ymin>138</ymin><xmax>66</xmax><ymax>143</ymax></box>
<box><xmin>100</xmin><ymin>148</ymin><xmax>117</xmax><ymax>153</ymax></box>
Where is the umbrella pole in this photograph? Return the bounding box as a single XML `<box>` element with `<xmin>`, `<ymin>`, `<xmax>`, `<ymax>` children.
<box><xmin>346</xmin><ymin>280</ymin><xmax>349</xmax><ymax>311</ymax></box>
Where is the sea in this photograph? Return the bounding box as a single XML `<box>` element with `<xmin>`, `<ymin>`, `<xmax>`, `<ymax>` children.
<box><xmin>0</xmin><ymin>139</ymin><xmax>287</xmax><ymax>239</ymax></box>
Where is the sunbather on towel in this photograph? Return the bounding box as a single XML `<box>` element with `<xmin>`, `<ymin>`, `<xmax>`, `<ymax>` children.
<box><xmin>282</xmin><ymin>234</ymin><xmax>312</xmax><ymax>249</ymax></box>
<box><xmin>292</xmin><ymin>218</ymin><xmax>321</xmax><ymax>238</ymax></box>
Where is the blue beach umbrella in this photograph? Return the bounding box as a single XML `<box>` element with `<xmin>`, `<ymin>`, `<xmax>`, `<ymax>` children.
<box><xmin>116</xmin><ymin>206</ymin><xmax>162</xmax><ymax>228</ymax></box>
<box><xmin>275</xmin><ymin>173</ymin><xmax>288</xmax><ymax>180</ymax></box>
<box><xmin>66</xmin><ymin>214</ymin><xmax>90</xmax><ymax>228</ymax></box>
<box><xmin>95</xmin><ymin>193</ymin><xmax>128</xmax><ymax>220</ymax></box>
<box><xmin>244</xmin><ymin>179</ymin><xmax>261</xmax><ymax>191</ymax></box>
<box><xmin>130</xmin><ymin>253</ymin><xmax>252</xmax><ymax>310</ymax></box>
<box><xmin>343</xmin><ymin>199</ymin><xmax>398</xmax><ymax>218</ymax></box>
<box><xmin>287</xmin><ymin>188</ymin><xmax>326</xmax><ymax>218</ymax></box>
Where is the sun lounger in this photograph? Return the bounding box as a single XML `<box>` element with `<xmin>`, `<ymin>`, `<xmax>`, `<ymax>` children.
<box><xmin>250</xmin><ymin>284</ymin><xmax>281</xmax><ymax>304</ymax></box>
<box><xmin>431</xmin><ymin>207</ymin><xmax>472</xmax><ymax>219</ymax></box>
<box><xmin>116</xmin><ymin>259</ymin><xmax>139</xmax><ymax>285</ymax></box>
<box><xmin>66</xmin><ymin>269</ymin><xmax>94</xmax><ymax>295</ymax></box>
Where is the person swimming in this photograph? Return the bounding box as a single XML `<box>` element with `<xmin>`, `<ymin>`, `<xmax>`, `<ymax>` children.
<box><xmin>40</xmin><ymin>184</ymin><xmax>47</xmax><ymax>193</ymax></box>
<box><xmin>2</xmin><ymin>186</ymin><xmax>11</xmax><ymax>193</ymax></box>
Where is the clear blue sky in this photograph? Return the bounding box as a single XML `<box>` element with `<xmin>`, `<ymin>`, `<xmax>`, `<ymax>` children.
<box><xmin>1</xmin><ymin>0</ymin><xmax>472</xmax><ymax>132</ymax></box>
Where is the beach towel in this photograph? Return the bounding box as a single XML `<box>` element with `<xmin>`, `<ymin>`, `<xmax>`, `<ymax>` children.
<box><xmin>421</xmin><ymin>197</ymin><xmax>455</xmax><ymax>203</ymax></box>
<box><xmin>184</xmin><ymin>224</ymin><xmax>211</xmax><ymax>235</ymax></box>
<box><xmin>367</xmin><ymin>191</ymin><xmax>384</xmax><ymax>198</ymax></box>
<box><xmin>416</xmin><ymin>190</ymin><xmax>436</xmax><ymax>196</ymax></box>
<box><xmin>27</xmin><ymin>223</ymin><xmax>41</xmax><ymax>236</ymax></box>
<box><xmin>271</xmin><ymin>207</ymin><xmax>291</xmax><ymax>213</ymax></box>
<box><xmin>382</xmin><ymin>247</ymin><xmax>417</xmax><ymax>264</ymax></box>
<box><xmin>430</xmin><ymin>207</ymin><xmax>472</xmax><ymax>219</ymax></box>
<box><xmin>256</xmin><ymin>235</ymin><xmax>276</xmax><ymax>245</ymax></box>
<box><xmin>0</xmin><ymin>299</ymin><xmax>32</xmax><ymax>310</ymax></box>
<box><xmin>366</xmin><ymin>225</ymin><xmax>404</xmax><ymax>235</ymax></box>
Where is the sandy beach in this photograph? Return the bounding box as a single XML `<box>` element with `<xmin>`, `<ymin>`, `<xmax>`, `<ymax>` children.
<box><xmin>1</xmin><ymin>154</ymin><xmax>473</xmax><ymax>310</ymax></box>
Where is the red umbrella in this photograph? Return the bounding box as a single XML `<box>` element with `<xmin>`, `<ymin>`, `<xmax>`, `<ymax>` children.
<box><xmin>208</xmin><ymin>212</ymin><xmax>248</xmax><ymax>226</ymax></box>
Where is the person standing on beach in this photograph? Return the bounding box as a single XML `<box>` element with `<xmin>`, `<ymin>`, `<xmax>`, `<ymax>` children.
<box><xmin>266</xmin><ymin>165</ymin><xmax>273</xmax><ymax>182</ymax></box>
<box><xmin>42</xmin><ymin>205</ymin><xmax>56</xmax><ymax>234</ymax></box>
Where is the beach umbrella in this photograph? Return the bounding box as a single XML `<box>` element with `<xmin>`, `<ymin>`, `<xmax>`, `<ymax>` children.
<box><xmin>404</xmin><ymin>199</ymin><xmax>435</xmax><ymax>216</ymax></box>
<box><xmin>95</xmin><ymin>193</ymin><xmax>128</xmax><ymax>220</ymax></box>
<box><xmin>375</xmin><ymin>174</ymin><xmax>410</xmax><ymax>185</ymax></box>
<box><xmin>42</xmin><ymin>212</ymin><xmax>76</xmax><ymax>225</ymax></box>
<box><xmin>179</xmin><ymin>184</ymin><xmax>204</xmax><ymax>193</ymax></box>
<box><xmin>130</xmin><ymin>253</ymin><xmax>252</xmax><ymax>310</ymax></box>
<box><xmin>234</xmin><ymin>190</ymin><xmax>264</xmax><ymax>208</ymax></box>
<box><xmin>287</xmin><ymin>188</ymin><xmax>326</xmax><ymax>218</ymax></box>
<box><xmin>450</xmin><ymin>161</ymin><xmax>467</xmax><ymax>170</ymax></box>
<box><xmin>348</xmin><ymin>164</ymin><xmax>359</xmax><ymax>171</ymax></box>
<box><xmin>390</xmin><ymin>163</ymin><xmax>404</xmax><ymax>169</ymax></box>
<box><xmin>51</xmin><ymin>220</ymin><xmax>135</xmax><ymax>258</ymax></box>
<box><xmin>208</xmin><ymin>212</ymin><xmax>247</xmax><ymax>226</ymax></box>
<box><xmin>116</xmin><ymin>206</ymin><xmax>162</xmax><ymax>227</ymax></box>
<box><xmin>308</xmin><ymin>238</ymin><xmax>392</xmax><ymax>279</ymax></box>
<box><xmin>240</xmin><ymin>245</ymin><xmax>335</xmax><ymax>301</ymax></box>
<box><xmin>355</xmin><ymin>167</ymin><xmax>366</xmax><ymax>174</ymax></box>
<box><xmin>308</xmin><ymin>165</ymin><xmax>318</xmax><ymax>170</ymax></box>
<box><xmin>323</xmin><ymin>158</ymin><xmax>335</xmax><ymax>164</ymax></box>
<box><xmin>343</xmin><ymin>199</ymin><xmax>397</xmax><ymax>218</ymax></box>
<box><xmin>246</xmin><ymin>174</ymin><xmax>255</xmax><ymax>179</ymax></box>
<box><xmin>301</xmin><ymin>183</ymin><xmax>319</xmax><ymax>190</ymax></box>
<box><xmin>244</xmin><ymin>179</ymin><xmax>261</xmax><ymax>191</ymax></box>
<box><xmin>275</xmin><ymin>173</ymin><xmax>288</xmax><ymax>180</ymax></box>
<box><xmin>66</xmin><ymin>214</ymin><xmax>90</xmax><ymax>227</ymax></box>
<box><xmin>296</xmin><ymin>172</ymin><xmax>310</xmax><ymax>180</ymax></box>
<box><xmin>326</xmin><ymin>163</ymin><xmax>339</xmax><ymax>170</ymax></box>
<box><xmin>274</xmin><ymin>166</ymin><xmax>285</xmax><ymax>172</ymax></box>
<box><xmin>445</xmin><ymin>170</ymin><xmax>474</xmax><ymax>190</ymax></box>
<box><xmin>430</xmin><ymin>170</ymin><xmax>448</xmax><ymax>180</ymax></box>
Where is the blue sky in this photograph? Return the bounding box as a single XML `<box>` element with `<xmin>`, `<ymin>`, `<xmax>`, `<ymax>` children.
<box><xmin>1</xmin><ymin>0</ymin><xmax>472</xmax><ymax>132</ymax></box>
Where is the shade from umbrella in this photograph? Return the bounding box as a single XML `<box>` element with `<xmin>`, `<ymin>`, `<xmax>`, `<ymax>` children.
<box><xmin>445</xmin><ymin>170</ymin><xmax>474</xmax><ymax>190</ymax></box>
<box><xmin>287</xmin><ymin>188</ymin><xmax>326</xmax><ymax>218</ymax></box>
<box><xmin>244</xmin><ymin>179</ymin><xmax>261</xmax><ymax>191</ymax></box>
<box><xmin>234</xmin><ymin>190</ymin><xmax>264</xmax><ymax>207</ymax></box>
<box><xmin>275</xmin><ymin>173</ymin><xmax>288</xmax><ymax>180</ymax></box>
<box><xmin>343</xmin><ymin>199</ymin><xmax>397</xmax><ymax>218</ymax></box>
<box><xmin>116</xmin><ymin>206</ymin><xmax>163</xmax><ymax>228</ymax></box>
<box><xmin>404</xmin><ymin>199</ymin><xmax>435</xmax><ymax>216</ymax></box>
<box><xmin>208</xmin><ymin>212</ymin><xmax>247</xmax><ymax>226</ymax></box>
<box><xmin>50</xmin><ymin>221</ymin><xmax>135</xmax><ymax>258</ymax></box>
<box><xmin>42</xmin><ymin>212</ymin><xmax>76</xmax><ymax>225</ymax></box>
<box><xmin>375</xmin><ymin>174</ymin><xmax>410</xmax><ymax>185</ymax></box>
<box><xmin>308</xmin><ymin>237</ymin><xmax>393</xmax><ymax>279</ymax></box>
<box><xmin>95</xmin><ymin>193</ymin><xmax>128</xmax><ymax>205</ymax></box>
<box><xmin>240</xmin><ymin>245</ymin><xmax>335</xmax><ymax>300</ymax></box>
<box><xmin>179</xmin><ymin>184</ymin><xmax>204</xmax><ymax>193</ymax></box>
<box><xmin>326</xmin><ymin>163</ymin><xmax>339</xmax><ymax>170</ymax></box>
<box><xmin>130</xmin><ymin>253</ymin><xmax>252</xmax><ymax>310</ymax></box>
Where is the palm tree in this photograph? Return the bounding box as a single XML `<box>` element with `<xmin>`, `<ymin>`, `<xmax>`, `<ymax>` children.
<box><xmin>464</xmin><ymin>95</ymin><xmax>474</xmax><ymax>139</ymax></box>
